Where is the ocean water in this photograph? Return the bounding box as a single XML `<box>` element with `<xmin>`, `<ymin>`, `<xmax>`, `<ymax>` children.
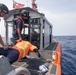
<box><xmin>54</xmin><ymin>36</ymin><xmax>76</xmax><ymax>75</ymax></box>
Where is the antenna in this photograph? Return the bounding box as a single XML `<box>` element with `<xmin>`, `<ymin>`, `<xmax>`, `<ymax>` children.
<box><xmin>27</xmin><ymin>0</ymin><xmax>28</xmax><ymax>7</ymax></box>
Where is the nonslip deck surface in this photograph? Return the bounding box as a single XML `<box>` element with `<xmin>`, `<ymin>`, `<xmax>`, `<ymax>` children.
<box><xmin>11</xmin><ymin>42</ymin><xmax>58</xmax><ymax>75</ymax></box>
<box><xmin>44</xmin><ymin>42</ymin><xmax>58</xmax><ymax>50</ymax></box>
<box><xmin>12</xmin><ymin>57</ymin><xmax>50</xmax><ymax>75</ymax></box>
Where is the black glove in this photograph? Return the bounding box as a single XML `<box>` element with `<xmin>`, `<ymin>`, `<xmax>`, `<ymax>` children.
<box><xmin>34</xmin><ymin>48</ymin><xmax>38</xmax><ymax>52</ymax></box>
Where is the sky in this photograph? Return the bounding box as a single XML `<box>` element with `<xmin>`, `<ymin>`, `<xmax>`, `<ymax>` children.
<box><xmin>0</xmin><ymin>0</ymin><xmax>76</xmax><ymax>36</ymax></box>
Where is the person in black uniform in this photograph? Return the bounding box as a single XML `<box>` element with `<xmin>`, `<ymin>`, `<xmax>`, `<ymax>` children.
<box><xmin>0</xmin><ymin>4</ymin><xmax>9</xmax><ymax>49</ymax></box>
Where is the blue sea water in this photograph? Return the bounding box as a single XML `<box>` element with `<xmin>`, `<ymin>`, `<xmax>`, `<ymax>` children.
<box><xmin>54</xmin><ymin>36</ymin><xmax>76</xmax><ymax>75</ymax></box>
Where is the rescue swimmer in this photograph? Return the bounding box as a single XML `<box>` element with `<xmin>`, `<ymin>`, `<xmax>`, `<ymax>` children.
<box><xmin>0</xmin><ymin>40</ymin><xmax>40</xmax><ymax>64</ymax></box>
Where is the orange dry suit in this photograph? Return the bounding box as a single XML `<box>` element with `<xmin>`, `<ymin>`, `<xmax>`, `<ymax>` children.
<box><xmin>12</xmin><ymin>40</ymin><xmax>37</xmax><ymax>60</ymax></box>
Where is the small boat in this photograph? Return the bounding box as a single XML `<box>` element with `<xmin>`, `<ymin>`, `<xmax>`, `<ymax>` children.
<box><xmin>0</xmin><ymin>1</ymin><xmax>62</xmax><ymax>75</ymax></box>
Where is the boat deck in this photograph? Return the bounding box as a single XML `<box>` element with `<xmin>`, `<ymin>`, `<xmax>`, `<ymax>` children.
<box><xmin>12</xmin><ymin>57</ymin><xmax>49</xmax><ymax>75</ymax></box>
<box><xmin>44</xmin><ymin>42</ymin><xmax>58</xmax><ymax>50</ymax></box>
<box><xmin>12</xmin><ymin>42</ymin><xmax>58</xmax><ymax>75</ymax></box>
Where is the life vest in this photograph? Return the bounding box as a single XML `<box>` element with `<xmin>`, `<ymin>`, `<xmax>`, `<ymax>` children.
<box><xmin>12</xmin><ymin>40</ymin><xmax>37</xmax><ymax>60</ymax></box>
<box><xmin>15</xmin><ymin>17</ymin><xmax>24</xmax><ymax>28</ymax></box>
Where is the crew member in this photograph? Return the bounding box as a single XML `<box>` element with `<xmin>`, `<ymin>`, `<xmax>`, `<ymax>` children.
<box><xmin>0</xmin><ymin>4</ymin><xmax>9</xmax><ymax>49</ymax></box>
<box><xmin>13</xmin><ymin>10</ymin><xmax>28</xmax><ymax>43</ymax></box>
<box><xmin>0</xmin><ymin>40</ymin><xmax>40</xmax><ymax>64</ymax></box>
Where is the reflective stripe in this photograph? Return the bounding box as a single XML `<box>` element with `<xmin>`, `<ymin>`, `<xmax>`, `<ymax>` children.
<box><xmin>22</xmin><ymin>42</ymin><xmax>29</xmax><ymax>58</ymax></box>
<box><xmin>15</xmin><ymin>41</ymin><xmax>29</xmax><ymax>58</ymax></box>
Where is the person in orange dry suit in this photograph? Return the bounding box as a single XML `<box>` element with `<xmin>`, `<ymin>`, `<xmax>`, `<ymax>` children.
<box><xmin>0</xmin><ymin>40</ymin><xmax>40</xmax><ymax>64</ymax></box>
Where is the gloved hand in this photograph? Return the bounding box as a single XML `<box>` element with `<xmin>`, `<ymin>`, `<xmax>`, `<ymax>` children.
<box><xmin>34</xmin><ymin>48</ymin><xmax>38</xmax><ymax>52</ymax></box>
